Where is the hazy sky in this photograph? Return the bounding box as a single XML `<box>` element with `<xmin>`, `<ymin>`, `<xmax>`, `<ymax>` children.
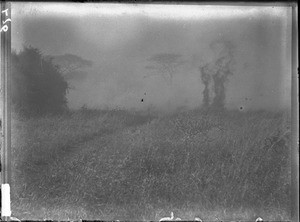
<box><xmin>11</xmin><ymin>3</ymin><xmax>292</xmax><ymax>112</ymax></box>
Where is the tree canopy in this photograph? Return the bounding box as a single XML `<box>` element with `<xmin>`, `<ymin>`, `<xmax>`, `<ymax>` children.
<box><xmin>49</xmin><ymin>53</ymin><xmax>93</xmax><ymax>76</ymax></box>
<box><xmin>145</xmin><ymin>53</ymin><xmax>185</xmax><ymax>84</ymax></box>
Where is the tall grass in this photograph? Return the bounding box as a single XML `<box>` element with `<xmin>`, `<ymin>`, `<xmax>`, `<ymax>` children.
<box><xmin>10</xmin><ymin>109</ymin><xmax>291</xmax><ymax>220</ymax></box>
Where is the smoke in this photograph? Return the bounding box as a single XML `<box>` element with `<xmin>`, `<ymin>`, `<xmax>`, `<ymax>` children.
<box><xmin>199</xmin><ymin>39</ymin><xmax>235</xmax><ymax>111</ymax></box>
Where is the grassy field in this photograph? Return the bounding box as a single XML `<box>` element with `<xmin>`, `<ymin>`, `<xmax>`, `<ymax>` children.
<box><xmin>9</xmin><ymin>108</ymin><xmax>291</xmax><ymax>221</ymax></box>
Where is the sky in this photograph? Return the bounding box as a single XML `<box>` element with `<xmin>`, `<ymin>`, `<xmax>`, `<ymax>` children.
<box><xmin>11</xmin><ymin>3</ymin><xmax>292</xmax><ymax>112</ymax></box>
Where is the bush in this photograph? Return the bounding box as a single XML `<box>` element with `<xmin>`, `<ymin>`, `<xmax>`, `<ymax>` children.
<box><xmin>11</xmin><ymin>46</ymin><xmax>69</xmax><ymax>117</ymax></box>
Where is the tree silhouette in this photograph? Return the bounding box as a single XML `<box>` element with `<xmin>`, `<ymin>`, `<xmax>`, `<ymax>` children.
<box><xmin>199</xmin><ymin>39</ymin><xmax>235</xmax><ymax>111</ymax></box>
<box><xmin>11</xmin><ymin>46</ymin><xmax>69</xmax><ymax>116</ymax></box>
<box><xmin>50</xmin><ymin>53</ymin><xmax>92</xmax><ymax>75</ymax></box>
<box><xmin>46</xmin><ymin>53</ymin><xmax>93</xmax><ymax>88</ymax></box>
<box><xmin>145</xmin><ymin>53</ymin><xmax>185</xmax><ymax>85</ymax></box>
<box><xmin>199</xmin><ymin>64</ymin><xmax>213</xmax><ymax>109</ymax></box>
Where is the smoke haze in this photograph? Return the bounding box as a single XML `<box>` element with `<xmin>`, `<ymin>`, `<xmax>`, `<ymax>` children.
<box><xmin>11</xmin><ymin>3</ymin><xmax>292</xmax><ymax>112</ymax></box>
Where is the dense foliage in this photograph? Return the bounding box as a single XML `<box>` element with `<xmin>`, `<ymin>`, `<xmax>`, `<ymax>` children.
<box><xmin>11</xmin><ymin>47</ymin><xmax>69</xmax><ymax>116</ymax></box>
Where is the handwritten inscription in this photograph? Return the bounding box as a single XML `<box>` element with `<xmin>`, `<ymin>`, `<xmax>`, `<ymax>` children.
<box><xmin>1</xmin><ymin>8</ymin><xmax>11</xmax><ymax>33</ymax></box>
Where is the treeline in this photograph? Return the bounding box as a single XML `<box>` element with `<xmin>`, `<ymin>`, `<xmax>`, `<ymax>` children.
<box><xmin>11</xmin><ymin>46</ymin><xmax>69</xmax><ymax>117</ymax></box>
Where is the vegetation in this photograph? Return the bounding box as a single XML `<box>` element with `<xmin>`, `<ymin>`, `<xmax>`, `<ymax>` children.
<box><xmin>145</xmin><ymin>53</ymin><xmax>185</xmax><ymax>85</ymax></box>
<box><xmin>11</xmin><ymin>46</ymin><xmax>69</xmax><ymax>117</ymax></box>
<box><xmin>199</xmin><ymin>39</ymin><xmax>235</xmax><ymax>111</ymax></box>
<box><xmin>10</xmin><ymin>108</ymin><xmax>291</xmax><ymax>221</ymax></box>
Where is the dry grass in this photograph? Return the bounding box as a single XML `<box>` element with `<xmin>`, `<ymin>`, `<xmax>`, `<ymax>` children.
<box><xmin>10</xmin><ymin>109</ymin><xmax>291</xmax><ymax>221</ymax></box>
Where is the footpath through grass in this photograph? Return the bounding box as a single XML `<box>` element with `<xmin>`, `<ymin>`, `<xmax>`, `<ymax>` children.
<box><xmin>10</xmin><ymin>109</ymin><xmax>291</xmax><ymax>221</ymax></box>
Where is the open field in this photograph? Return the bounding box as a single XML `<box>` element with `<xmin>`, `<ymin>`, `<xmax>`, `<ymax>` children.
<box><xmin>10</xmin><ymin>109</ymin><xmax>291</xmax><ymax>221</ymax></box>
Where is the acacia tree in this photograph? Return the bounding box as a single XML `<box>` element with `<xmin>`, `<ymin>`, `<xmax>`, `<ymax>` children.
<box><xmin>145</xmin><ymin>53</ymin><xmax>185</xmax><ymax>85</ymax></box>
<box><xmin>46</xmin><ymin>53</ymin><xmax>93</xmax><ymax>91</ymax></box>
<box><xmin>50</xmin><ymin>53</ymin><xmax>92</xmax><ymax>75</ymax></box>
